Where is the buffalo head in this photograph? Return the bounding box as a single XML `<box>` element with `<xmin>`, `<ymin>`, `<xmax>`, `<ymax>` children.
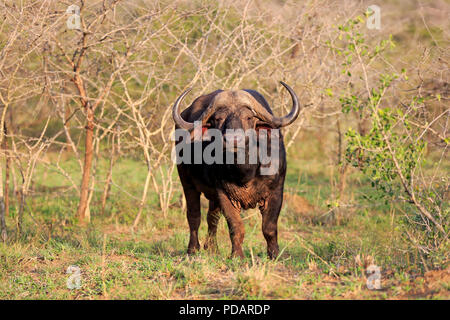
<box><xmin>172</xmin><ymin>82</ymin><xmax>300</xmax><ymax>150</ymax></box>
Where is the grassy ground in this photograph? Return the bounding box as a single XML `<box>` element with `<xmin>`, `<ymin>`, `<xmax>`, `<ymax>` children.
<box><xmin>0</xmin><ymin>144</ymin><xmax>448</xmax><ymax>300</ymax></box>
<box><xmin>0</xmin><ymin>0</ymin><xmax>448</xmax><ymax>300</ymax></box>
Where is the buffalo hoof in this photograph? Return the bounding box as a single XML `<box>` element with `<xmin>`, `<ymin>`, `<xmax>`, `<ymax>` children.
<box><xmin>267</xmin><ymin>248</ymin><xmax>279</xmax><ymax>260</ymax></box>
<box><xmin>187</xmin><ymin>246</ymin><xmax>200</xmax><ymax>255</ymax></box>
<box><xmin>230</xmin><ymin>250</ymin><xmax>245</xmax><ymax>259</ymax></box>
<box><xmin>203</xmin><ymin>240</ymin><xmax>219</xmax><ymax>253</ymax></box>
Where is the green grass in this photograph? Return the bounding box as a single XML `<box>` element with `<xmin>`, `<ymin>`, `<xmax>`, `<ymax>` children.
<box><xmin>0</xmin><ymin>150</ymin><xmax>448</xmax><ymax>300</ymax></box>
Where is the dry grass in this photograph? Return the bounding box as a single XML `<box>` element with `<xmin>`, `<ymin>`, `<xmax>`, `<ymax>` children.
<box><xmin>0</xmin><ymin>0</ymin><xmax>448</xmax><ymax>299</ymax></box>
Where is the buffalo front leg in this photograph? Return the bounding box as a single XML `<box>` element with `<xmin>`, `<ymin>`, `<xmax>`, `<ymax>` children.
<box><xmin>260</xmin><ymin>191</ymin><xmax>283</xmax><ymax>259</ymax></box>
<box><xmin>204</xmin><ymin>200</ymin><xmax>221</xmax><ymax>252</ymax></box>
<box><xmin>218</xmin><ymin>191</ymin><xmax>244</xmax><ymax>258</ymax></box>
<box><xmin>184</xmin><ymin>188</ymin><xmax>201</xmax><ymax>254</ymax></box>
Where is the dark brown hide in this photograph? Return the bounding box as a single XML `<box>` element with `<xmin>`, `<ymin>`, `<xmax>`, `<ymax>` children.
<box><xmin>173</xmin><ymin>84</ymin><xmax>299</xmax><ymax>259</ymax></box>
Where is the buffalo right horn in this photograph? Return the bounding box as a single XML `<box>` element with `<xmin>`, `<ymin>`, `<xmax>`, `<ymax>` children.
<box><xmin>172</xmin><ymin>88</ymin><xmax>194</xmax><ymax>130</ymax></box>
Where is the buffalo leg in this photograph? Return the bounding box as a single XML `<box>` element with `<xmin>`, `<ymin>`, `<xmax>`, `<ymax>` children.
<box><xmin>260</xmin><ymin>190</ymin><xmax>283</xmax><ymax>259</ymax></box>
<box><xmin>204</xmin><ymin>200</ymin><xmax>221</xmax><ymax>252</ymax></box>
<box><xmin>184</xmin><ymin>188</ymin><xmax>201</xmax><ymax>254</ymax></box>
<box><xmin>218</xmin><ymin>191</ymin><xmax>244</xmax><ymax>258</ymax></box>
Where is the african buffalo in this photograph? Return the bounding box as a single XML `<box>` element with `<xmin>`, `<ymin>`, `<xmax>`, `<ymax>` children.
<box><xmin>172</xmin><ymin>82</ymin><xmax>300</xmax><ymax>259</ymax></box>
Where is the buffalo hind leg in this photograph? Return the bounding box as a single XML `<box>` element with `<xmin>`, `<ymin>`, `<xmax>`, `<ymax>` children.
<box><xmin>184</xmin><ymin>189</ymin><xmax>201</xmax><ymax>254</ymax></box>
<box><xmin>260</xmin><ymin>192</ymin><xmax>282</xmax><ymax>259</ymax></box>
<box><xmin>204</xmin><ymin>200</ymin><xmax>221</xmax><ymax>252</ymax></box>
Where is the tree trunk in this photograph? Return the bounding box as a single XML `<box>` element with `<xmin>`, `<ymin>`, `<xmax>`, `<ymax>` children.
<box><xmin>132</xmin><ymin>166</ymin><xmax>152</xmax><ymax>230</ymax></box>
<box><xmin>101</xmin><ymin>133</ymin><xmax>116</xmax><ymax>215</ymax></box>
<box><xmin>0</xmin><ymin>159</ymin><xmax>6</xmax><ymax>242</ymax></box>
<box><xmin>17</xmin><ymin>188</ymin><xmax>24</xmax><ymax>236</ymax></box>
<box><xmin>1</xmin><ymin>123</ymin><xmax>9</xmax><ymax>241</ymax></box>
<box><xmin>4</xmin><ymin>132</ymin><xmax>10</xmax><ymax>220</ymax></box>
<box><xmin>77</xmin><ymin>105</ymin><xmax>94</xmax><ymax>223</ymax></box>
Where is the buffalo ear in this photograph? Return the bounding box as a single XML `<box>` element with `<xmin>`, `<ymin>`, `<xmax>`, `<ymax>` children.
<box><xmin>255</xmin><ymin>122</ymin><xmax>273</xmax><ymax>139</ymax></box>
<box><xmin>190</xmin><ymin>124</ymin><xmax>211</xmax><ymax>141</ymax></box>
<box><xmin>255</xmin><ymin>121</ymin><xmax>273</xmax><ymax>132</ymax></box>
